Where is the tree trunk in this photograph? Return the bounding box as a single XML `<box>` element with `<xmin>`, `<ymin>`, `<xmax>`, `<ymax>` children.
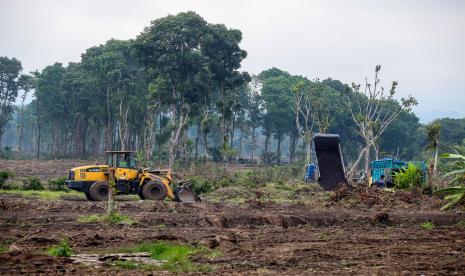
<box><xmin>105</xmin><ymin>85</ymin><xmax>112</xmax><ymax>151</ymax></box>
<box><xmin>347</xmin><ymin>146</ymin><xmax>367</xmax><ymax>177</ymax></box>
<box><xmin>251</xmin><ymin>127</ymin><xmax>256</xmax><ymax>165</ymax></box>
<box><xmin>36</xmin><ymin>97</ymin><xmax>41</xmax><ymax>159</ymax></box>
<box><xmin>107</xmin><ymin>167</ymin><xmax>116</xmax><ymax>215</ymax></box>
<box><xmin>289</xmin><ymin>132</ymin><xmax>297</xmax><ymax>163</ymax></box>
<box><xmin>238</xmin><ymin>129</ymin><xmax>243</xmax><ymax>161</ymax></box>
<box><xmin>364</xmin><ymin>144</ymin><xmax>371</xmax><ymax>182</ymax></box>
<box><xmin>203</xmin><ymin>130</ymin><xmax>208</xmax><ymax>163</ymax></box>
<box><xmin>118</xmin><ymin>100</ymin><xmax>129</xmax><ymax>151</ymax></box>
<box><xmin>433</xmin><ymin>143</ymin><xmax>439</xmax><ymax>177</ymax></box>
<box><xmin>168</xmin><ymin>107</ymin><xmax>188</xmax><ymax>171</ymax></box>
<box><xmin>374</xmin><ymin>142</ymin><xmax>380</xmax><ymax>160</ymax></box>
<box><xmin>230</xmin><ymin>113</ymin><xmax>235</xmax><ymax>149</ymax></box>
<box><xmin>264</xmin><ymin>134</ymin><xmax>270</xmax><ymax>164</ymax></box>
<box><xmin>305</xmin><ymin>131</ymin><xmax>312</xmax><ymax>165</ymax></box>
<box><xmin>277</xmin><ymin>134</ymin><xmax>282</xmax><ymax>165</ymax></box>
<box><xmin>195</xmin><ymin>121</ymin><xmax>201</xmax><ymax>160</ymax></box>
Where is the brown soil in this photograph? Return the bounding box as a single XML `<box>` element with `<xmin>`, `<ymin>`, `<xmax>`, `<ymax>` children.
<box><xmin>1</xmin><ymin>194</ymin><xmax>465</xmax><ymax>275</ymax></box>
<box><xmin>1</xmin><ymin>160</ymin><xmax>465</xmax><ymax>274</ymax></box>
<box><xmin>0</xmin><ymin>159</ymin><xmax>91</xmax><ymax>181</ymax></box>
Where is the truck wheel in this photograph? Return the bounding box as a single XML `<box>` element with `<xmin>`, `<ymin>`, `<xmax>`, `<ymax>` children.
<box><xmin>141</xmin><ymin>181</ymin><xmax>167</xmax><ymax>200</ymax></box>
<box><xmin>88</xmin><ymin>181</ymin><xmax>109</xmax><ymax>201</ymax></box>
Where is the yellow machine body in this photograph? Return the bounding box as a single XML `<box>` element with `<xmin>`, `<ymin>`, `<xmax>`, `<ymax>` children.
<box><xmin>66</xmin><ymin>151</ymin><xmax>179</xmax><ymax>201</ymax></box>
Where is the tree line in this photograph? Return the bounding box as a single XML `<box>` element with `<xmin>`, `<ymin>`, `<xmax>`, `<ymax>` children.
<box><xmin>2</xmin><ymin>11</ymin><xmax>458</xmax><ymax>172</ymax></box>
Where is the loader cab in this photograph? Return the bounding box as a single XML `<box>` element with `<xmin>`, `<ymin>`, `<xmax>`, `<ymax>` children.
<box><xmin>106</xmin><ymin>151</ymin><xmax>138</xmax><ymax>181</ymax></box>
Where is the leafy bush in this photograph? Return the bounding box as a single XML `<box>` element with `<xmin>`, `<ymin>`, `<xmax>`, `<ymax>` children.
<box><xmin>441</xmin><ymin>153</ymin><xmax>465</xmax><ymax>185</ymax></box>
<box><xmin>434</xmin><ymin>153</ymin><xmax>465</xmax><ymax>210</ymax></box>
<box><xmin>48</xmin><ymin>239</ymin><xmax>73</xmax><ymax>257</ymax></box>
<box><xmin>0</xmin><ymin>170</ymin><xmax>14</xmax><ymax>189</ymax></box>
<box><xmin>393</xmin><ymin>163</ymin><xmax>423</xmax><ymax>189</ymax></box>
<box><xmin>22</xmin><ymin>177</ymin><xmax>43</xmax><ymax>190</ymax></box>
<box><xmin>188</xmin><ymin>176</ymin><xmax>214</xmax><ymax>194</ymax></box>
<box><xmin>48</xmin><ymin>176</ymin><xmax>68</xmax><ymax>191</ymax></box>
<box><xmin>434</xmin><ymin>185</ymin><xmax>465</xmax><ymax>210</ymax></box>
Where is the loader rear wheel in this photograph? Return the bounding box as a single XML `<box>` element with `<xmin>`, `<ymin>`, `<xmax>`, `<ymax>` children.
<box><xmin>88</xmin><ymin>181</ymin><xmax>109</xmax><ymax>201</ymax></box>
<box><xmin>141</xmin><ymin>181</ymin><xmax>167</xmax><ymax>200</ymax></box>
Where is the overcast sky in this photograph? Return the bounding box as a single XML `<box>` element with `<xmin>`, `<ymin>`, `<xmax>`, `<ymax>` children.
<box><xmin>1</xmin><ymin>0</ymin><xmax>464</xmax><ymax>122</ymax></box>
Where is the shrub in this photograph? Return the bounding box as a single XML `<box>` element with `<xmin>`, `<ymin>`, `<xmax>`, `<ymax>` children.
<box><xmin>0</xmin><ymin>170</ymin><xmax>14</xmax><ymax>189</ymax></box>
<box><xmin>22</xmin><ymin>177</ymin><xmax>43</xmax><ymax>190</ymax></box>
<box><xmin>393</xmin><ymin>162</ymin><xmax>423</xmax><ymax>189</ymax></box>
<box><xmin>188</xmin><ymin>176</ymin><xmax>214</xmax><ymax>194</ymax></box>
<box><xmin>48</xmin><ymin>239</ymin><xmax>73</xmax><ymax>257</ymax></box>
<box><xmin>48</xmin><ymin>176</ymin><xmax>68</xmax><ymax>191</ymax></box>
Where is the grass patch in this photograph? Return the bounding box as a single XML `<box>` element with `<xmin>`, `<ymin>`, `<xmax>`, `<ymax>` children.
<box><xmin>454</xmin><ymin>220</ymin><xmax>465</xmax><ymax>228</ymax></box>
<box><xmin>0</xmin><ymin>245</ymin><xmax>8</xmax><ymax>253</ymax></box>
<box><xmin>114</xmin><ymin>260</ymin><xmax>154</xmax><ymax>270</ymax></box>
<box><xmin>113</xmin><ymin>241</ymin><xmax>213</xmax><ymax>272</ymax></box>
<box><xmin>47</xmin><ymin>239</ymin><xmax>73</xmax><ymax>257</ymax></box>
<box><xmin>77</xmin><ymin>213</ymin><xmax>137</xmax><ymax>225</ymax></box>
<box><xmin>0</xmin><ymin>189</ymin><xmax>84</xmax><ymax>200</ymax></box>
<box><xmin>420</xmin><ymin>221</ymin><xmax>435</xmax><ymax>230</ymax></box>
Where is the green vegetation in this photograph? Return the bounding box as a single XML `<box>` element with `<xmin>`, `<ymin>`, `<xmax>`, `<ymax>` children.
<box><xmin>48</xmin><ymin>176</ymin><xmax>68</xmax><ymax>191</ymax></box>
<box><xmin>0</xmin><ymin>189</ymin><xmax>83</xmax><ymax>200</ymax></box>
<box><xmin>114</xmin><ymin>241</ymin><xmax>213</xmax><ymax>272</ymax></box>
<box><xmin>455</xmin><ymin>220</ymin><xmax>465</xmax><ymax>228</ymax></box>
<box><xmin>47</xmin><ymin>239</ymin><xmax>73</xmax><ymax>257</ymax></box>
<box><xmin>114</xmin><ymin>260</ymin><xmax>152</xmax><ymax>270</ymax></box>
<box><xmin>434</xmin><ymin>153</ymin><xmax>465</xmax><ymax>210</ymax></box>
<box><xmin>0</xmin><ymin>245</ymin><xmax>8</xmax><ymax>253</ymax></box>
<box><xmin>394</xmin><ymin>163</ymin><xmax>424</xmax><ymax>189</ymax></box>
<box><xmin>78</xmin><ymin>213</ymin><xmax>136</xmax><ymax>225</ymax></box>
<box><xmin>21</xmin><ymin>177</ymin><xmax>43</xmax><ymax>190</ymax></box>
<box><xmin>420</xmin><ymin>221</ymin><xmax>435</xmax><ymax>230</ymax></box>
<box><xmin>0</xmin><ymin>170</ymin><xmax>14</xmax><ymax>189</ymax></box>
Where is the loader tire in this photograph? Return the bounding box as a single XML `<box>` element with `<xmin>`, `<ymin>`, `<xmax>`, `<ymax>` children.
<box><xmin>141</xmin><ymin>181</ymin><xmax>167</xmax><ymax>201</ymax></box>
<box><xmin>88</xmin><ymin>181</ymin><xmax>109</xmax><ymax>201</ymax></box>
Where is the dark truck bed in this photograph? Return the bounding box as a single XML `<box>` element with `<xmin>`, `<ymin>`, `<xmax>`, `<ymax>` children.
<box><xmin>313</xmin><ymin>134</ymin><xmax>347</xmax><ymax>190</ymax></box>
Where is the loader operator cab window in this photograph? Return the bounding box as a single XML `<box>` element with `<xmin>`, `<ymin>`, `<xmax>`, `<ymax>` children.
<box><xmin>107</xmin><ymin>153</ymin><xmax>136</xmax><ymax>168</ymax></box>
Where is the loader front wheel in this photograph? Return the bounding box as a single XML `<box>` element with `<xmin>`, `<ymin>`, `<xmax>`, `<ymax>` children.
<box><xmin>141</xmin><ymin>181</ymin><xmax>167</xmax><ymax>200</ymax></box>
<box><xmin>88</xmin><ymin>181</ymin><xmax>109</xmax><ymax>201</ymax></box>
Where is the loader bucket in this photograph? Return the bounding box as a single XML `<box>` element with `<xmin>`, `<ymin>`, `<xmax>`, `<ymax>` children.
<box><xmin>175</xmin><ymin>184</ymin><xmax>201</xmax><ymax>202</ymax></box>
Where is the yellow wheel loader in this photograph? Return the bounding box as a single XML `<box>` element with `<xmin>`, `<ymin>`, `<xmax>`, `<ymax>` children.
<box><xmin>65</xmin><ymin>151</ymin><xmax>200</xmax><ymax>202</ymax></box>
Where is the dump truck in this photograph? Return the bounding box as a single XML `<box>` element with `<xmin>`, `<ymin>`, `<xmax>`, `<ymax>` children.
<box><xmin>313</xmin><ymin>133</ymin><xmax>347</xmax><ymax>190</ymax></box>
<box><xmin>66</xmin><ymin>151</ymin><xmax>200</xmax><ymax>202</ymax></box>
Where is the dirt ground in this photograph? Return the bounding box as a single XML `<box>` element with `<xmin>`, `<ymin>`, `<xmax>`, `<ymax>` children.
<box><xmin>1</xmin><ymin>160</ymin><xmax>465</xmax><ymax>275</ymax></box>
<box><xmin>0</xmin><ymin>159</ymin><xmax>91</xmax><ymax>181</ymax></box>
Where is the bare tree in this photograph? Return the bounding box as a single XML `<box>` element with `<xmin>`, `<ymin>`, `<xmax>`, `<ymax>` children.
<box><xmin>292</xmin><ymin>80</ymin><xmax>316</xmax><ymax>165</ymax></box>
<box><xmin>346</xmin><ymin>65</ymin><xmax>418</xmax><ymax>178</ymax></box>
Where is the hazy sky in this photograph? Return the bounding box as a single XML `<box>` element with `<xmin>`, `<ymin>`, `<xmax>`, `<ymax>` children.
<box><xmin>1</xmin><ymin>0</ymin><xmax>464</xmax><ymax>122</ymax></box>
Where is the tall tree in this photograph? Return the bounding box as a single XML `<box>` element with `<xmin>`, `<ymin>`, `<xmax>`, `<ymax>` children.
<box><xmin>201</xmin><ymin>23</ymin><xmax>250</xmax><ymax>165</ymax></box>
<box><xmin>346</xmin><ymin>65</ymin><xmax>418</xmax><ymax>179</ymax></box>
<box><xmin>0</xmin><ymin>57</ymin><xmax>22</xmax><ymax>148</ymax></box>
<box><xmin>135</xmin><ymin>12</ymin><xmax>210</xmax><ymax>170</ymax></box>
<box><xmin>17</xmin><ymin>74</ymin><xmax>34</xmax><ymax>152</ymax></box>
<box><xmin>246</xmin><ymin>76</ymin><xmax>264</xmax><ymax>165</ymax></box>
